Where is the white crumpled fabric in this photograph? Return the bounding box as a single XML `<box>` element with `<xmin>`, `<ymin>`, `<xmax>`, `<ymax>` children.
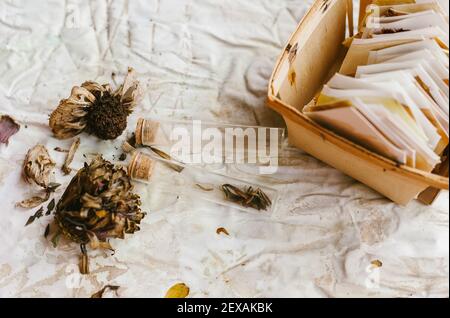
<box><xmin>0</xmin><ymin>0</ymin><xmax>448</xmax><ymax>298</ymax></box>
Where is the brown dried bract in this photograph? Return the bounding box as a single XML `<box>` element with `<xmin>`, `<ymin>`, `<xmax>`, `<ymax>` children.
<box><xmin>23</xmin><ymin>144</ymin><xmax>56</xmax><ymax>188</ymax></box>
<box><xmin>16</xmin><ymin>183</ymin><xmax>61</xmax><ymax>209</ymax></box>
<box><xmin>62</xmin><ymin>137</ymin><xmax>80</xmax><ymax>175</ymax></box>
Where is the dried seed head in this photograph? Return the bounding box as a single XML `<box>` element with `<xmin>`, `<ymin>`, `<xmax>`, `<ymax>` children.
<box><xmin>23</xmin><ymin>144</ymin><xmax>56</xmax><ymax>188</ymax></box>
<box><xmin>85</xmin><ymin>90</ymin><xmax>128</xmax><ymax>140</ymax></box>
<box><xmin>49</xmin><ymin>68</ymin><xmax>143</xmax><ymax>140</ymax></box>
<box><xmin>54</xmin><ymin>155</ymin><xmax>146</xmax><ymax>247</ymax></box>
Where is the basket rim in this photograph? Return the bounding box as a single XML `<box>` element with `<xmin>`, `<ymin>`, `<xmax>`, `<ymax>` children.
<box><xmin>267</xmin><ymin>0</ymin><xmax>449</xmax><ymax>190</ymax></box>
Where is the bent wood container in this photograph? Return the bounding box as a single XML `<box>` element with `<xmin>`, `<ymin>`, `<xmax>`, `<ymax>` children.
<box><xmin>267</xmin><ymin>0</ymin><xmax>449</xmax><ymax>205</ymax></box>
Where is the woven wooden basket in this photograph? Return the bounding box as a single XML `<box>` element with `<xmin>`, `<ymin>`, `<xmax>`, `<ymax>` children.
<box><xmin>267</xmin><ymin>0</ymin><xmax>449</xmax><ymax>205</ymax></box>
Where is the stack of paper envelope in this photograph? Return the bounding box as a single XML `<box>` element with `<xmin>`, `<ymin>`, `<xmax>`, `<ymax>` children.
<box><xmin>304</xmin><ymin>0</ymin><xmax>449</xmax><ymax>172</ymax></box>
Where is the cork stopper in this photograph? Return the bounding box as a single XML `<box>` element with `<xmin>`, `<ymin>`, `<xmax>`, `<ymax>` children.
<box><xmin>135</xmin><ymin>118</ymin><xmax>160</xmax><ymax>146</ymax></box>
<box><xmin>128</xmin><ymin>151</ymin><xmax>155</xmax><ymax>181</ymax></box>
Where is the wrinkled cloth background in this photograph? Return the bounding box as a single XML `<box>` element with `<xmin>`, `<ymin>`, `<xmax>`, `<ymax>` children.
<box><xmin>0</xmin><ymin>0</ymin><xmax>448</xmax><ymax>298</ymax></box>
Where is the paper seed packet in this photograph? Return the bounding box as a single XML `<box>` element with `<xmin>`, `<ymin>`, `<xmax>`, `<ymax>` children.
<box><xmin>304</xmin><ymin>0</ymin><xmax>448</xmax><ymax>173</ymax></box>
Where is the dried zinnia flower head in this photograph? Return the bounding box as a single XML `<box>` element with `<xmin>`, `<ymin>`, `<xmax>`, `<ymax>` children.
<box><xmin>49</xmin><ymin>67</ymin><xmax>143</xmax><ymax>140</ymax></box>
<box><xmin>23</xmin><ymin>144</ymin><xmax>56</xmax><ymax>188</ymax></box>
<box><xmin>54</xmin><ymin>155</ymin><xmax>146</xmax><ymax>273</ymax></box>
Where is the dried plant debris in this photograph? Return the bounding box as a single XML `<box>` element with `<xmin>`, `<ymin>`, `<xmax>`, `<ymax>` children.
<box><xmin>62</xmin><ymin>137</ymin><xmax>80</xmax><ymax>175</ymax></box>
<box><xmin>44</xmin><ymin>224</ymin><xmax>50</xmax><ymax>238</ymax></box>
<box><xmin>23</xmin><ymin>144</ymin><xmax>56</xmax><ymax>188</ymax></box>
<box><xmin>16</xmin><ymin>183</ymin><xmax>61</xmax><ymax>209</ymax></box>
<box><xmin>49</xmin><ymin>68</ymin><xmax>143</xmax><ymax>140</ymax></box>
<box><xmin>46</xmin><ymin>198</ymin><xmax>55</xmax><ymax>216</ymax></box>
<box><xmin>165</xmin><ymin>283</ymin><xmax>190</xmax><ymax>298</ymax></box>
<box><xmin>216</xmin><ymin>227</ymin><xmax>230</xmax><ymax>236</ymax></box>
<box><xmin>25</xmin><ymin>206</ymin><xmax>44</xmax><ymax>226</ymax></box>
<box><xmin>54</xmin><ymin>155</ymin><xmax>146</xmax><ymax>274</ymax></box>
<box><xmin>221</xmin><ymin>184</ymin><xmax>272</xmax><ymax>211</ymax></box>
<box><xmin>80</xmin><ymin>244</ymin><xmax>89</xmax><ymax>274</ymax></box>
<box><xmin>196</xmin><ymin>183</ymin><xmax>214</xmax><ymax>191</ymax></box>
<box><xmin>0</xmin><ymin>115</ymin><xmax>20</xmax><ymax>145</ymax></box>
<box><xmin>371</xmin><ymin>260</ymin><xmax>383</xmax><ymax>268</ymax></box>
<box><xmin>91</xmin><ymin>285</ymin><xmax>120</xmax><ymax>298</ymax></box>
<box><xmin>54</xmin><ymin>147</ymin><xmax>69</xmax><ymax>153</ymax></box>
<box><xmin>149</xmin><ymin>146</ymin><xmax>184</xmax><ymax>173</ymax></box>
<box><xmin>17</xmin><ymin>192</ymin><xmax>51</xmax><ymax>209</ymax></box>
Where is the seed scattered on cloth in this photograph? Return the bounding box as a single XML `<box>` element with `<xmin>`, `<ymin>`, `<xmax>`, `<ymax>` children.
<box><xmin>216</xmin><ymin>227</ymin><xmax>230</xmax><ymax>236</ymax></box>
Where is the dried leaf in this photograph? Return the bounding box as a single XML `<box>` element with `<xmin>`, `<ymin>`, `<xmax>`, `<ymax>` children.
<box><xmin>62</xmin><ymin>137</ymin><xmax>80</xmax><ymax>175</ymax></box>
<box><xmin>165</xmin><ymin>283</ymin><xmax>190</xmax><ymax>298</ymax></box>
<box><xmin>23</xmin><ymin>144</ymin><xmax>56</xmax><ymax>188</ymax></box>
<box><xmin>46</xmin><ymin>198</ymin><xmax>55</xmax><ymax>216</ymax></box>
<box><xmin>25</xmin><ymin>206</ymin><xmax>44</xmax><ymax>226</ymax></box>
<box><xmin>216</xmin><ymin>227</ymin><xmax>230</xmax><ymax>236</ymax></box>
<box><xmin>91</xmin><ymin>285</ymin><xmax>120</xmax><ymax>298</ymax></box>
<box><xmin>0</xmin><ymin>115</ymin><xmax>20</xmax><ymax>145</ymax></box>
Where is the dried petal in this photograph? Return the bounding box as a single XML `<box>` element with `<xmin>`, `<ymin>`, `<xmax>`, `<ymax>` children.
<box><xmin>196</xmin><ymin>183</ymin><xmax>214</xmax><ymax>191</ymax></box>
<box><xmin>115</xmin><ymin>67</ymin><xmax>144</xmax><ymax>111</ymax></box>
<box><xmin>80</xmin><ymin>248</ymin><xmax>89</xmax><ymax>274</ymax></box>
<box><xmin>49</xmin><ymin>97</ymin><xmax>90</xmax><ymax>139</ymax></box>
<box><xmin>0</xmin><ymin>115</ymin><xmax>20</xmax><ymax>145</ymax></box>
<box><xmin>62</xmin><ymin>137</ymin><xmax>80</xmax><ymax>175</ymax></box>
<box><xmin>165</xmin><ymin>283</ymin><xmax>190</xmax><ymax>298</ymax></box>
<box><xmin>91</xmin><ymin>285</ymin><xmax>120</xmax><ymax>298</ymax></box>
<box><xmin>16</xmin><ymin>191</ymin><xmax>51</xmax><ymax>209</ymax></box>
<box><xmin>23</xmin><ymin>145</ymin><xmax>56</xmax><ymax>188</ymax></box>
